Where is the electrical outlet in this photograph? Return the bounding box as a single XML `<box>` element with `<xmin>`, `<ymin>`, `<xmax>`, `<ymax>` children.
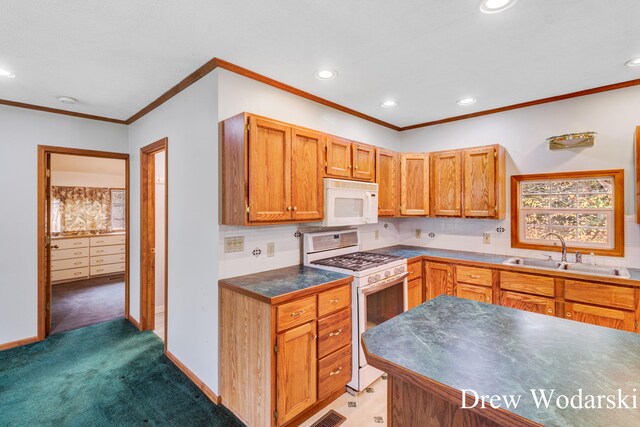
<box><xmin>267</xmin><ymin>242</ymin><xmax>275</xmax><ymax>257</ymax></box>
<box><xmin>374</xmin><ymin>230</ymin><xmax>380</xmax><ymax>240</ymax></box>
<box><xmin>415</xmin><ymin>229</ymin><xmax>422</xmax><ymax>239</ymax></box>
<box><xmin>483</xmin><ymin>233</ymin><xmax>491</xmax><ymax>244</ymax></box>
<box><xmin>224</xmin><ymin>236</ymin><xmax>245</xmax><ymax>253</ymax></box>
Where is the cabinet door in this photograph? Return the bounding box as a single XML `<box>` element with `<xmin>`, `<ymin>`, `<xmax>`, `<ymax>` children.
<box><xmin>400</xmin><ymin>153</ymin><xmax>430</xmax><ymax>216</ymax></box>
<box><xmin>325</xmin><ymin>136</ymin><xmax>352</xmax><ymax>178</ymax></box>
<box><xmin>291</xmin><ymin>127</ymin><xmax>324</xmax><ymax>221</ymax></box>
<box><xmin>426</xmin><ymin>263</ymin><xmax>453</xmax><ymax>300</ymax></box>
<box><xmin>351</xmin><ymin>142</ymin><xmax>375</xmax><ymax>181</ymax></box>
<box><xmin>277</xmin><ymin>321</ymin><xmax>317</xmax><ymax>425</ymax></box>
<box><xmin>248</xmin><ymin>117</ymin><xmax>292</xmax><ymax>222</ymax></box>
<box><xmin>431</xmin><ymin>150</ymin><xmax>462</xmax><ymax>216</ymax></box>
<box><xmin>565</xmin><ymin>303</ymin><xmax>635</xmax><ymax>332</ymax></box>
<box><xmin>407</xmin><ymin>278</ymin><xmax>423</xmax><ymax>309</ymax></box>
<box><xmin>376</xmin><ymin>148</ymin><xmax>399</xmax><ymax>216</ymax></box>
<box><xmin>463</xmin><ymin>146</ymin><xmax>496</xmax><ymax>218</ymax></box>
<box><xmin>500</xmin><ymin>291</ymin><xmax>555</xmax><ymax>316</ymax></box>
<box><xmin>457</xmin><ymin>283</ymin><xmax>492</xmax><ymax>304</ymax></box>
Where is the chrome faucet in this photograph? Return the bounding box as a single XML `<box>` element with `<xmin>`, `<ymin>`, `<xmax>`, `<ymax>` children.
<box><xmin>543</xmin><ymin>233</ymin><xmax>567</xmax><ymax>263</ymax></box>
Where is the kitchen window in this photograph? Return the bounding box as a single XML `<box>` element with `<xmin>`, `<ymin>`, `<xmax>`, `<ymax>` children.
<box><xmin>511</xmin><ymin>170</ymin><xmax>624</xmax><ymax>257</ymax></box>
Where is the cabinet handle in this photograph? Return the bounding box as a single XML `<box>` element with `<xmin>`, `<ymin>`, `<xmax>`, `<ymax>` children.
<box><xmin>466</xmin><ymin>274</ymin><xmax>481</xmax><ymax>279</ymax></box>
<box><xmin>286</xmin><ymin>206</ymin><xmax>292</xmax><ymax>211</ymax></box>
<box><xmin>329</xmin><ymin>366</ymin><xmax>343</xmax><ymax>376</ymax></box>
<box><xmin>293</xmin><ymin>206</ymin><xmax>297</xmax><ymax>211</ymax></box>
<box><xmin>312</xmin><ymin>334</ymin><xmax>317</xmax><ymax>340</ymax></box>
<box><xmin>329</xmin><ymin>329</ymin><xmax>343</xmax><ymax>337</ymax></box>
<box><xmin>74</xmin><ymin>252</ymin><xmax>82</xmax><ymax>255</ymax></box>
<box><xmin>97</xmin><ymin>269</ymin><xmax>104</xmax><ymax>273</ymax></box>
<box><xmin>74</xmin><ymin>272</ymin><xmax>82</xmax><ymax>276</ymax></box>
<box><xmin>329</xmin><ymin>297</ymin><xmax>340</xmax><ymax>304</ymax></box>
<box><xmin>74</xmin><ymin>242</ymin><xmax>82</xmax><ymax>245</ymax></box>
<box><xmin>74</xmin><ymin>262</ymin><xmax>82</xmax><ymax>265</ymax></box>
<box><xmin>486</xmin><ymin>297</ymin><xmax>491</xmax><ymax>302</ymax></box>
<box><xmin>354</xmin><ymin>166</ymin><xmax>358</xmax><ymax>170</ymax></box>
<box><xmin>96</xmin><ymin>250</ymin><xmax>104</xmax><ymax>253</ymax></box>
<box><xmin>566</xmin><ymin>312</ymin><xmax>572</xmax><ymax>318</ymax></box>
<box><xmin>96</xmin><ymin>259</ymin><xmax>103</xmax><ymax>263</ymax></box>
<box><xmin>348</xmin><ymin>165</ymin><xmax>352</xmax><ymax>169</ymax></box>
<box><xmin>547</xmin><ymin>308</ymin><xmax>553</xmax><ymax>314</ymax></box>
<box><xmin>290</xmin><ymin>310</ymin><xmax>306</xmax><ymax>318</ymax></box>
<box><xmin>96</xmin><ymin>240</ymin><xmax>104</xmax><ymax>243</ymax></box>
<box><xmin>51</xmin><ymin>245</ymin><xmax>60</xmax><ymax>249</ymax></box>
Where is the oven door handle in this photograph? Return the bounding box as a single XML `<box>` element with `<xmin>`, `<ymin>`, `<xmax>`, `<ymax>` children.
<box><xmin>359</xmin><ymin>272</ymin><xmax>409</xmax><ymax>294</ymax></box>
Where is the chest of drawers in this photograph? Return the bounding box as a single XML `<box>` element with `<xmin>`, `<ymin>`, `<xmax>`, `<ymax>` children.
<box><xmin>51</xmin><ymin>234</ymin><xmax>126</xmax><ymax>283</ymax></box>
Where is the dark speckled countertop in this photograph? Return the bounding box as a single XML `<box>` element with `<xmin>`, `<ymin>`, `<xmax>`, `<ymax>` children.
<box><xmin>369</xmin><ymin>245</ymin><xmax>640</xmax><ymax>284</ymax></box>
<box><xmin>363</xmin><ymin>296</ymin><xmax>640</xmax><ymax>427</ymax></box>
<box><xmin>219</xmin><ymin>265</ymin><xmax>352</xmax><ymax>304</ymax></box>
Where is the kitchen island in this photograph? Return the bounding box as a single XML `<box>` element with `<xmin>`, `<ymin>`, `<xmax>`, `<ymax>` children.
<box><xmin>362</xmin><ymin>296</ymin><xmax>640</xmax><ymax>427</ymax></box>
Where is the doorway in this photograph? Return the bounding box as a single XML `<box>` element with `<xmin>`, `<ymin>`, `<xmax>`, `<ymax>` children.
<box><xmin>37</xmin><ymin>146</ymin><xmax>130</xmax><ymax>340</ymax></box>
<box><xmin>140</xmin><ymin>138</ymin><xmax>168</xmax><ymax>346</ymax></box>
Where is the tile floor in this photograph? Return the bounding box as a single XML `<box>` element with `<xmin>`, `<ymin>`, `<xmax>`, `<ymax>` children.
<box><xmin>301</xmin><ymin>376</ymin><xmax>387</xmax><ymax>427</ymax></box>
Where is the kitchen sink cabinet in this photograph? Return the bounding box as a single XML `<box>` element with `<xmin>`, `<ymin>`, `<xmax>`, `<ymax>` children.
<box><xmin>564</xmin><ymin>302</ymin><xmax>635</xmax><ymax>332</ymax></box>
<box><xmin>500</xmin><ymin>291</ymin><xmax>556</xmax><ymax>316</ymax></box>
<box><xmin>325</xmin><ymin>137</ymin><xmax>375</xmax><ymax>182</ymax></box>
<box><xmin>400</xmin><ymin>153</ymin><xmax>430</xmax><ymax>216</ymax></box>
<box><xmin>375</xmin><ymin>148</ymin><xmax>399</xmax><ymax>217</ymax></box>
<box><xmin>220</xmin><ymin>280</ymin><xmax>353</xmax><ymax>427</ymax></box>
<box><xmin>425</xmin><ymin>262</ymin><xmax>454</xmax><ymax>300</ymax></box>
<box><xmin>430</xmin><ymin>150</ymin><xmax>462</xmax><ymax>217</ymax></box>
<box><xmin>221</xmin><ymin>113</ymin><xmax>324</xmax><ymax>225</ymax></box>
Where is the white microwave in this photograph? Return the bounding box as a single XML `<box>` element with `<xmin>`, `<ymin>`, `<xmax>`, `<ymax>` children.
<box><xmin>322</xmin><ymin>178</ymin><xmax>378</xmax><ymax>227</ymax></box>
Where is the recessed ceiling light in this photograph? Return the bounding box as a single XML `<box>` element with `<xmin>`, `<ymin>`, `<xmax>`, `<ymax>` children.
<box><xmin>457</xmin><ymin>97</ymin><xmax>478</xmax><ymax>106</ymax></box>
<box><xmin>479</xmin><ymin>0</ymin><xmax>518</xmax><ymax>14</ymax></box>
<box><xmin>625</xmin><ymin>58</ymin><xmax>640</xmax><ymax>67</ymax></box>
<box><xmin>315</xmin><ymin>69</ymin><xmax>337</xmax><ymax>80</ymax></box>
<box><xmin>380</xmin><ymin>100</ymin><xmax>398</xmax><ymax>108</ymax></box>
<box><xmin>0</xmin><ymin>68</ymin><xmax>15</xmax><ymax>78</ymax></box>
<box><xmin>58</xmin><ymin>96</ymin><xmax>78</xmax><ymax>104</ymax></box>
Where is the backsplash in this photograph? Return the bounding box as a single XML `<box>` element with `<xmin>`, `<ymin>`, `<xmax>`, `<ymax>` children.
<box><xmin>218</xmin><ymin>216</ymin><xmax>640</xmax><ymax>279</ymax></box>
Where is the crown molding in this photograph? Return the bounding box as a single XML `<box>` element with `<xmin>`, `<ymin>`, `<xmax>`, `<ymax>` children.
<box><xmin>0</xmin><ymin>98</ymin><xmax>126</xmax><ymax>124</ymax></box>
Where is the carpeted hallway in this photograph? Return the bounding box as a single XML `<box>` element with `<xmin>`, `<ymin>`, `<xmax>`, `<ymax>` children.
<box><xmin>0</xmin><ymin>319</ymin><xmax>244</xmax><ymax>426</ymax></box>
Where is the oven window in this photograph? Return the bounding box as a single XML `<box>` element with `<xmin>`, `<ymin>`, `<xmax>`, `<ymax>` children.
<box><xmin>334</xmin><ymin>198</ymin><xmax>364</xmax><ymax>217</ymax></box>
<box><xmin>365</xmin><ymin>282</ymin><xmax>404</xmax><ymax>331</ymax></box>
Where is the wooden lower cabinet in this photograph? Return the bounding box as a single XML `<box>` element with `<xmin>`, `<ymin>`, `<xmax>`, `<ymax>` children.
<box><xmin>564</xmin><ymin>302</ymin><xmax>635</xmax><ymax>332</ymax></box>
<box><xmin>500</xmin><ymin>291</ymin><xmax>555</xmax><ymax>316</ymax></box>
<box><xmin>425</xmin><ymin>262</ymin><xmax>454</xmax><ymax>300</ymax></box>
<box><xmin>407</xmin><ymin>278</ymin><xmax>423</xmax><ymax>309</ymax></box>
<box><xmin>457</xmin><ymin>283</ymin><xmax>492</xmax><ymax>304</ymax></box>
<box><xmin>220</xmin><ymin>281</ymin><xmax>353</xmax><ymax>427</ymax></box>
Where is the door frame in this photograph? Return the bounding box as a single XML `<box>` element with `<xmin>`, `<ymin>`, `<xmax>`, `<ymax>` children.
<box><xmin>37</xmin><ymin>145</ymin><xmax>130</xmax><ymax>340</ymax></box>
<box><xmin>139</xmin><ymin>138</ymin><xmax>168</xmax><ymax>348</ymax></box>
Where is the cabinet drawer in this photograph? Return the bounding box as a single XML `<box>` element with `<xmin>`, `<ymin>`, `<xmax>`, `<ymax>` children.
<box><xmin>51</xmin><ymin>257</ymin><xmax>89</xmax><ymax>271</ymax></box>
<box><xmin>565</xmin><ymin>302</ymin><xmax>635</xmax><ymax>332</ymax></box>
<box><xmin>51</xmin><ymin>267</ymin><xmax>89</xmax><ymax>282</ymax></box>
<box><xmin>318</xmin><ymin>308</ymin><xmax>351</xmax><ymax>359</ymax></box>
<box><xmin>457</xmin><ymin>283</ymin><xmax>492</xmax><ymax>304</ymax></box>
<box><xmin>50</xmin><ymin>247</ymin><xmax>89</xmax><ymax>261</ymax></box>
<box><xmin>277</xmin><ymin>295</ymin><xmax>317</xmax><ymax>332</ymax></box>
<box><xmin>53</xmin><ymin>237</ymin><xmax>89</xmax><ymax>250</ymax></box>
<box><xmin>90</xmin><ymin>245</ymin><xmax>125</xmax><ymax>256</ymax></box>
<box><xmin>318</xmin><ymin>344</ymin><xmax>351</xmax><ymax>400</ymax></box>
<box><xmin>564</xmin><ymin>280</ymin><xmax>635</xmax><ymax>310</ymax></box>
<box><xmin>407</xmin><ymin>260</ymin><xmax>422</xmax><ymax>281</ymax></box>
<box><xmin>91</xmin><ymin>253</ymin><xmax>126</xmax><ymax>266</ymax></box>
<box><xmin>500</xmin><ymin>271</ymin><xmax>555</xmax><ymax>297</ymax></box>
<box><xmin>500</xmin><ymin>291</ymin><xmax>555</xmax><ymax>316</ymax></box>
<box><xmin>318</xmin><ymin>284</ymin><xmax>350</xmax><ymax>318</ymax></box>
<box><xmin>456</xmin><ymin>266</ymin><xmax>492</xmax><ymax>287</ymax></box>
<box><xmin>90</xmin><ymin>263</ymin><xmax>125</xmax><ymax>276</ymax></box>
<box><xmin>90</xmin><ymin>235</ymin><xmax>126</xmax><ymax>246</ymax></box>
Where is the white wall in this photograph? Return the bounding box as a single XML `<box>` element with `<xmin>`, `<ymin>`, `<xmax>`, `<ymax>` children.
<box><xmin>127</xmin><ymin>71</ymin><xmax>219</xmax><ymax>392</ymax></box>
<box><xmin>154</xmin><ymin>151</ymin><xmax>166</xmax><ymax>309</ymax></box>
<box><xmin>217</xmin><ymin>69</ymin><xmax>402</xmax><ymax>279</ymax></box>
<box><xmin>397</xmin><ymin>85</ymin><xmax>640</xmax><ymax>267</ymax></box>
<box><xmin>0</xmin><ymin>105</ymin><xmax>128</xmax><ymax>346</ymax></box>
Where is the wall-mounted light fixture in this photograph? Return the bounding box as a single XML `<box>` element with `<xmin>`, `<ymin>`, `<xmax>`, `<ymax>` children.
<box><xmin>547</xmin><ymin>132</ymin><xmax>596</xmax><ymax>150</ymax></box>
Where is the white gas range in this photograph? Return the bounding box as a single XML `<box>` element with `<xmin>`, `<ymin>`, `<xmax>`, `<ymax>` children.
<box><xmin>303</xmin><ymin>229</ymin><xmax>409</xmax><ymax>393</ymax></box>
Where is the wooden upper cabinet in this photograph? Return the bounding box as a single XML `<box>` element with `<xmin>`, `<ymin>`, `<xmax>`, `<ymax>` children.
<box><xmin>376</xmin><ymin>148</ymin><xmax>399</xmax><ymax>216</ymax></box>
<box><xmin>463</xmin><ymin>145</ymin><xmax>499</xmax><ymax>218</ymax></box>
<box><xmin>291</xmin><ymin>127</ymin><xmax>324</xmax><ymax>221</ymax></box>
<box><xmin>352</xmin><ymin>143</ymin><xmax>375</xmax><ymax>181</ymax></box>
<box><xmin>325</xmin><ymin>136</ymin><xmax>352</xmax><ymax>178</ymax></box>
<box><xmin>277</xmin><ymin>321</ymin><xmax>318</xmax><ymax>425</ymax></box>
<box><xmin>248</xmin><ymin>117</ymin><xmax>292</xmax><ymax>222</ymax></box>
<box><xmin>425</xmin><ymin>262</ymin><xmax>453</xmax><ymax>300</ymax></box>
<box><xmin>400</xmin><ymin>153</ymin><xmax>429</xmax><ymax>216</ymax></box>
<box><xmin>431</xmin><ymin>150</ymin><xmax>462</xmax><ymax>216</ymax></box>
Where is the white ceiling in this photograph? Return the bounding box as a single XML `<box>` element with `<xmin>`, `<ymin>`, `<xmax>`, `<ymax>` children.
<box><xmin>1</xmin><ymin>1</ymin><xmax>639</xmax><ymax>126</ymax></box>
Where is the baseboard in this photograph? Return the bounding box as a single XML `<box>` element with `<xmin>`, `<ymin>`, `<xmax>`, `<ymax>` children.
<box><xmin>165</xmin><ymin>350</ymin><xmax>221</xmax><ymax>405</ymax></box>
<box><xmin>0</xmin><ymin>335</ymin><xmax>39</xmax><ymax>351</ymax></box>
<box><xmin>128</xmin><ymin>316</ymin><xmax>142</xmax><ymax>330</ymax></box>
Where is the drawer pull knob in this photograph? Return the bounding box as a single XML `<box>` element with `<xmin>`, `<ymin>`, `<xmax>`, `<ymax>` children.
<box><xmin>74</xmin><ymin>252</ymin><xmax>82</xmax><ymax>255</ymax></box>
<box><xmin>548</xmin><ymin>308</ymin><xmax>553</xmax><ymax>313</ymax></box>
<box><xmin>74</xmin><ymin>262</ymin><xmax>82</xmax><ymax>265</ymax></box>
<box><xmin>329</xmin><ymin>366</ymin><xmax>343</xmax><ymax>376</ymax></box>
<box><xmin>466</xmin><ymin>274</ymin><xmax>481</xmax><ymax>279</ymax></box>
<box><xmin>74</xmin><ymin>272</ymin><xmax>82</xmax><ymax>276</ymax></box>
<box><xmin>52</xmin><ymin>245</ymin><xmax>60</xmax><ymax>249</ymax></box>
<box><xmin>96</xmin><ymin>260</ymin><xmax>103</xmax><ymax>263</ymax></box>
<box><xmin>290</xmin><ymin>310</ymin><xmax>306</xmax><ymax>318</ymax></box>
<box><xmin>486</xmin><ymin>297</ymin><xmax>490</xmax><ymax>302</ymax></box>
<box><xmin>96</xmin><ymin>240</ymin><xmax>104</xmax><ymax>243</ymax></box>
<box><xmin>74</xmin><ymin>242</ymin><xmax>82</xmax><ymax>245</ymax></box>
<box><xmin>97</xmin><ymin>269</ymin><xmax>104</xmax><ymax>273</ymax></box>
<box><xmin>566</xmin><ymin>312</ymin><xmax>572</xmax><ymax>318</ymax></box>
<box><xmin>312</xmin><ymin>334</ymin><xmax>317</xmax><ymax>340</ymax></box>
<box><xmin>329</xmin><ymin>297</ymin><xmax>341</xmax><ymax>305</ymax></box>
<box><xmin>329</xmin><ymin>329</ymin><xmax>343</xmax><ymax>337</ymax></box>
<box><xmin>96</xmin><ymin>250</ymin><xmax>104</xmax><ymax>253</ymax></box>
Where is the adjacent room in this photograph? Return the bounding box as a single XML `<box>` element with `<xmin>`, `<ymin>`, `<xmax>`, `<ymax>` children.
<box><xmin>1</xmin><ymin>1</ymin><xmax>640</xmax><ymax>426</ymax></box>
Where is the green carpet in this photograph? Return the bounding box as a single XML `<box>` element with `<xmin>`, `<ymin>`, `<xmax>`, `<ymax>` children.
<box><xmin>0</xmin><ymin>319</ymin><xmax>245</xmax><ymax>426</ymax></box>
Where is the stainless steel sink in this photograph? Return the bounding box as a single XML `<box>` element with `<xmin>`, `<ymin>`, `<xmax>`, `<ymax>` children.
<box><xmin>502</xmin><ymin>257</ymin><xmax>631</xmax><ymax>279</ymax></box>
